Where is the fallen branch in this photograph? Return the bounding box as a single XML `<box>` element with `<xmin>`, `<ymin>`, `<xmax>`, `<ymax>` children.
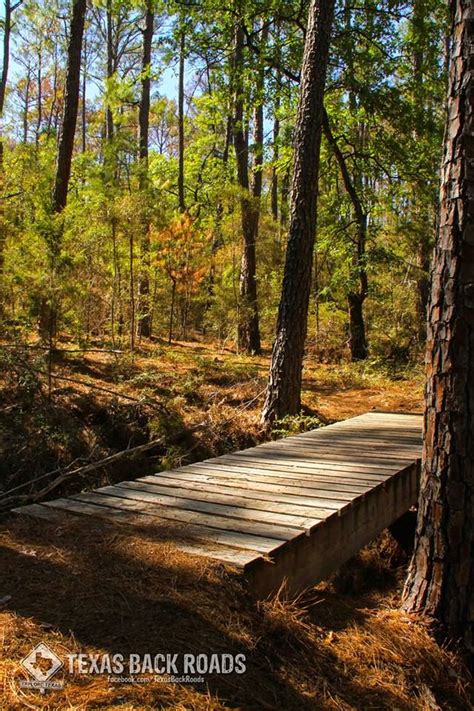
<box><xmin>1</xmin><ymin>387</ymin><xmax>267</xmax><ymax>513</ymax></box>
<box><xmin>0</xmin><ymin>343</ymin><xmax>124</xmax><ymax>354</ymax></box>
<box><xmin>31</xmin><ymin>369</ymin><xmax>170</xmax><ymax>414</ymax></box>
<box><xmin>54</xmin><ymin>348</ymin><xmax>124</xmax><ymax>354</ymax></box>
<box><xmin>0</xmin><ymin>426</ymin><xmax>203</xmax><ymax>511</ymax></box>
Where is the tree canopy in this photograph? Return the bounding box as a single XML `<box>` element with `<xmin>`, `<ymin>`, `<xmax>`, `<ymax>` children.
<box><xmin>0</xmin><ymin>0</ymin><xmax>447</xmax><ymax>360</ymax></box>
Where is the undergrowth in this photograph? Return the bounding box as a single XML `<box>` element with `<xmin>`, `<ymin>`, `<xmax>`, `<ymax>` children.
<box><xmin>0</xmin><ymin>338</ymin><xmax>423</xmax><ymax>511</ymax></box>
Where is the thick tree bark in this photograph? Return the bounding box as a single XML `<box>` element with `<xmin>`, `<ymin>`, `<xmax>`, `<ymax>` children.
<box><xmin>233</xmin><ymin>21</ymin><xmax>261</xmax><ymax>354</ymax></box>
<box><xmin>322</xmin><ymin>109</ymin><xmax>368</xmax><ymax>360</ymax></box>
<box><xmin>137</xmin><ymin>1</ymin><xmax>154</xmax><ymax>340</ymax></box>
<box><xmin>402</xmin><ymin>0</ymin><xmax>474</xmax><ymax>657</ymax></box>
<box><xmin>52</xmin><ymin>0</ymin><xmax>87</xmax><ymax>215</ymax></box>
<box><xmin>261</xmin><ymin>0</ymin><xmax>335</xmax><ymax>425</ymax></box>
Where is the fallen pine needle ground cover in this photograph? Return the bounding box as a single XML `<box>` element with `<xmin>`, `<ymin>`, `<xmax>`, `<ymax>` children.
<box><xmin>0</xmin><ymin>515</ymin><xmax>472</xmax><ymax>710</ymax></box>
<box><xmin>1</xmin><ymin>340</ymin><xmax>472</xmax><ymax>709</ymax></box>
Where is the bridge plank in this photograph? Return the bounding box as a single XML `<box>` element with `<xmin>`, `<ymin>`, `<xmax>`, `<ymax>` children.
<box><xmin>193</xmin><ymin>458</ymin><xmax>390</xmax><ymax>483</ymax></box>
<box><xmin>190</xmin><ymin>462</ymin><xmax>372</xmax><ymax>491</ymax></box>
<box><xmin>72</xmin><ymin>491</ymin><xmax>303</xmax><ymax>541</ymax></box>
<box><xmin>40</xmin><ymin>497</ymin><xmax>284</xmax><ymax>553</ymax></box>
<box><xmin>115</xmin><ymin>480</ymin><xmax>328</xmax><ymax>520</ymax></box>
<box><xmin>133</xmin><ymin>475</ymin><xmax>337</xmax><ymax>515</ymax></box>
<box><xmin>13</xmin><ymin>411</ymin><xmax>423</xmax><ymax>597</ymax></box>
<box><xmin>136</xmin><ymin>472</ymin><xmax>350</xmax><ymax>509</ymax></box>
<box><xmin>210</xmin><ymin>452</ymin><xmax>410</xmax><ymax>471</ymax></box>
<box><xmin>150</xmin><ymin>468</ymin><xmax>361</xmax><ymax>500</ymax></box>
<box><xmin>95</xmin><ymin>482</ymin><xmax>317</xmax><ymax>529</ymax></box>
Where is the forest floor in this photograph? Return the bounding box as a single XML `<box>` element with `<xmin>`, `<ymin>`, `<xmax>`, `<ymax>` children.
<box><xmin>0</xmin><ymin>338</ymin><xmax>424</xmax><ymax>504</ymax></box>
<box><xmin>0</xmin><ymin>338</ymin><xmax>472</xmax><ymax>709</ymax></box>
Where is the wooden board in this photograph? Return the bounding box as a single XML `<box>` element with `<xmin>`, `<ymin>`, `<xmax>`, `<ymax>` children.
<box><xmin>192</xmin><ymin>459</ymin><xmax>391</xmax><ymax>483</ymax></box>
<box><xmin>14</xmin><ymin>411</ymin><xmax>423</xmax><ymax>597</ymax></box>
<box><xmin>115</xmin><ymin>480</ymin><xmax>326</xmax><ymax>522</ymax></box>
<box><xmin>88</xmin><ymin>483</ymin><xmax>318</xmax><ymax>529</ymax></box>
<box><xmin>129</xmin><ymin>476</ymin><xmax>337</xmax><ymax>517</ymax></box>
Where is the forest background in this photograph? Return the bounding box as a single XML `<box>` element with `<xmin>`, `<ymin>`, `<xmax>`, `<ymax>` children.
<box><xmin>0</xmin><ymin>0</ymin><xmax>447</xmax><ymax>359</ymax></box>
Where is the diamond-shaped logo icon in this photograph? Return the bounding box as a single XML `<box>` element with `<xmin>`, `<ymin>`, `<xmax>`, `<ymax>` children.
<box><xmin>21</xmin><ymin>642</ymin><xmax>63</xmax><ymax>682</ymax></box>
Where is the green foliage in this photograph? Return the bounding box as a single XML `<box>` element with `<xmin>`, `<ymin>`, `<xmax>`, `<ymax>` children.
<box><xmin>0</xmin><ymin>0</ymin><xmax>448</xmax><ymax>362</ymax></box>
<box><xmin>271</xmin><ymin>414</ymin><xmax>327</xmax><ymax>439</ymax></box>
<box><xmin>0</xmin><ymin>347</ymin><xmax>45</xmax><ymax>404</ymax></box>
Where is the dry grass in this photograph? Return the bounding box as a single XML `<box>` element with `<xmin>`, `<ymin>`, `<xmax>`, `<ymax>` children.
<box><xmin>0</xmin><ymin>339</ymin><xmax>424</xmax><ymax>506</ymax></box>
<box><xmin>2</xmin><ymin>338</ymin><xmax>462</xmax><ymax>710</ymax></box>
<box><xmin>0</xmin><ymin>516</ymin><xmax>472</xmax><ymax>710</ymax></box>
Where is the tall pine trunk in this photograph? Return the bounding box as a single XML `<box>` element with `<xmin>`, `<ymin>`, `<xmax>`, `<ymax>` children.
<box><xmin>233</xmin><ymin>20</ymin><xmax>261</xmax><ymax>355</ymax></box>
<box><xmin>402</xmin><ymin>0</ymin><xmax>474</xmax><ymax>657</ymax></box>
<box><xmin>35</xmin><ymin>47</ymin><xmax>42</xmax><ymax>147</ymax></box>
<box><xmin>261</xmin><ymin>0</ymin><xmax>335</xmax><ymax>425</ymax></box>
<box><xmin>0</xmin><ymin>0</ymin><xmax>12</xmax><ymax>169</ymax></box>
<box><xmin>81</xmin><ymin>33</ymin><xmax>87</xmax><ymax>153</ymax></box>
<box><xmin>43</xmin><ymin>0</ymin><xmax>86</xmax><ymax>345</ymax></box>
<box><xmin>52</xmin><ymin>0</ymin><xmax>87</xmax><ymax>215</ymax></box>
<box><xmin>105</xmin><ymin>0</ymin><xmax>114</xmax><ymax>145</ymax></box>
<box><xmin>137</xmin><ymin>2</ymin><xmax>154</xmax><ymax>339</ymax></box>
<box><xmin>178</xmin><ymin>27</ymin><xmax>186</xmax><ymax>213</ymax></box>
<box><xmin>0</xmin><ymin>0</ymin><xmax>13</xmax><ymax>308</ymax></box>
<box><xmin>271</xmin><ymin>29</ymin><xmax>282</xmax><ymax>225</ymax></box>
<box><xmin>271</xmin><ymin>89</ymin><xmax>280</xmax><ymax>223</ymax></box>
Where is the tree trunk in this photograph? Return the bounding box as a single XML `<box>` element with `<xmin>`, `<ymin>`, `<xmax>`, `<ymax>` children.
<box><xmin>52</xmin><ymin>0</ymin><xmax>87</xmax><ymax>215</ymax></box>
<box><xmin>178</xmin><ymin>27</ymin><xmax>186</xmax><ymax>213</ymax></box>
<box><xmin>261</xmin><ymin>0</ymin><xmax>335</xmax><ymax>425</ymax></box>
<box><xmin>347</xmin><ymin>292</ymin><xmax>367</xmax><ymax>361</ymax></box>
<box><xmin>322</xmin><ymin>108</ymin><xmax>368</xmax><ymax>361</ymax></box>
<box><xmin>137</xmin><ymin>1</ymin><xmax>154</xmax><ymax>340</ymax></box>
<box><xmin>105</xmin><ymin>0</ymin><xmax>114</xmax><ymax>144</ymax></box>
<box><xmin>233</xmin><ymin>20</ymin><xmax>261</xmax><ymax>354</ymax></box>
<box><xmin>35</xmin><ymin>47</ymin><xmax>42</xmax><ymax>146</ymax></box>
<box><xmin>81</xmin><ymin>32</ymin><xmax>87</xmax><ymax>153</ymax></box>
<box><xmin>168</xmin><ymin>277</ymin><xmax>176</xmax><ymax>344</ymax></box>
<box><xmin>205</xmin><ymin>53</ymin><xmax>229</xmax><ymax>315</ymax></box>
<box><xmin>0</xmin><ymin>1</ymin><xmax>10</xmax><ymax>106</ymax></box>
<box><xmin>46</xmin><ymin>0</ymin><xmax>86</xmax><ymax>343</ymax></box>
<box><xmin>402</xmin><ymin>0</ymin><xmax>474</xmax><ymax>657</ymax></box>
<box><xmin>271</xmin><ymin>93</ymin><xmax>280</xmax><ymax>222</ymax></box>
<box><xmin>129</xmin><ymin>231</ymin><xmax>135</xmax><ymax>351</ymax></box>
<box><xmin>46</xmin><ymin>44</ymin><xmax>59</xmax><ymax>139</ymax></box>
<box><xmin>23</xmin><ymin>70</ymin><xmax>31</xmax><ymax>143</ymax></box>
<box><xmin>271</xmin><ymin>31</ymin><xmax>282</xmax><ymax>224</ymax></box>
<box><xmin>0</xmin><ymin>0</ymin><xmax>13</xmax><ymax>297</ymax></box>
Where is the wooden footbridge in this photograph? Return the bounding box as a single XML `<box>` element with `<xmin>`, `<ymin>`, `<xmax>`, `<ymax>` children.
<box><xmin>15</xmin><ymin>412</ymin><xmax>422</xmax><ymax>597</ymax></box>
